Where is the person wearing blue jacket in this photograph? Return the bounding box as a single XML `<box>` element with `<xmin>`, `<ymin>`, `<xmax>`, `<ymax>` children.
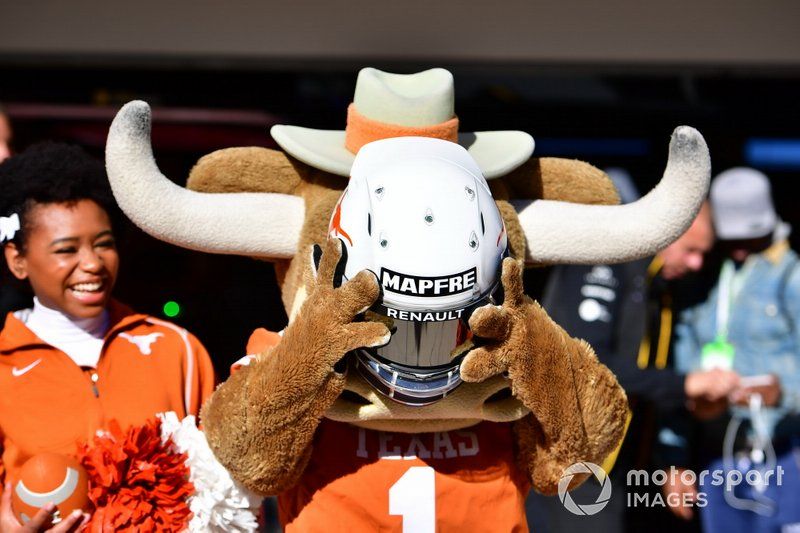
<box><xmin>665</xmin><ymin>167</ymin><xmax>800</xmax><ymax>532</ymax></box>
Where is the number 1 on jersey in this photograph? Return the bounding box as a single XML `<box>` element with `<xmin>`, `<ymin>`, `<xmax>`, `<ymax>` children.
<box><xmin>389</xmin><ymin>466</ymin><xmax>436</xmax><ymax>532</ymax></box>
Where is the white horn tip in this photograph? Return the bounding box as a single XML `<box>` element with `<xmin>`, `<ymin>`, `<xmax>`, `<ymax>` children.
<box><xmin>668</xmin><ymin>126</ymin><xmax>709</xmax><ymax>167</ymax></box>
<box><xmin>112</xmin><ymin>100</ymin><xmax>152</xmax><ymax>138</ymax></box>
<box><xmin>670</xmin><ymin>125</ymin><xmax>705</xmax><ymax>149</ymax></box>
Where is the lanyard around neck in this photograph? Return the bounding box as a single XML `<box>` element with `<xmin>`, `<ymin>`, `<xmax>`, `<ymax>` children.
<box><xmin>716</xmin><ymin>258</ymin><xmax>755</xmax><ymax>340</ymax></box>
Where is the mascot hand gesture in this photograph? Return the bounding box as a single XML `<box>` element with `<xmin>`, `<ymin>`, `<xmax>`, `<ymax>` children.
<box><xmin>463</xmin><ymin>257</ymin><xmax>625</xmax><ymax>493</ymax></box>
<box><xmin>202</xmin><ymin>237</ymin><xmax>389</xmax><ymax>494</ymax></box>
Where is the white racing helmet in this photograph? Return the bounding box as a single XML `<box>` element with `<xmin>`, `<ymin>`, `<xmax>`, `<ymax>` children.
<box><xmin>327</xmin><ymin>136</ymin><xmax>508</xmax><ymax>405</ymax></box>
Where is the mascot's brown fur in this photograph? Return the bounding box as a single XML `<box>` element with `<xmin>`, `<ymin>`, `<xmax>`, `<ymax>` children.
<box><xmin>103</xmin><ymin>69</ymin><xmax>710</xmax><ymax>513</ymax></box>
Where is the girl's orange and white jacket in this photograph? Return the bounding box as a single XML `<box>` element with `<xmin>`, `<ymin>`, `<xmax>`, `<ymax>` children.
<box><xmin>0</xmin><ymin>300</ymin><xmax>216</xmax><ymax>484</ymax></box>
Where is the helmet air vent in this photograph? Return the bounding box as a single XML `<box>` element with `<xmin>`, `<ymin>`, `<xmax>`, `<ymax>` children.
<box><xmin>469</xmin><ymin>231</ymin><xmax>479</xmax><ymax>250</ymax></box>
<box><xmin>374</xmin><ymin>186</ymin><xmax>385</xmax><ymax>200</ymax></box>
<box><xmin>465</xmin><ymin>186</ymin><xmax>475</xmax><ymax>201</ymax></box>
<box><xmin>424</xmin><ymin>209</ymin><xmax>434</xmax><ymax>225</ymax></box>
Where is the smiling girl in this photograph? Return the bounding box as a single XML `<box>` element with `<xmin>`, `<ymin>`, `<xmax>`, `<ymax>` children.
<box><xmin>0</xmin><ymin>143</ymin><xmax>216</xmax><ymax>532</ymax></box>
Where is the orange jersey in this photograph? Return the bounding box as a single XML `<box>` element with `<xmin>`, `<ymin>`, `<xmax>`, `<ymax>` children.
<box><xmin>279</xmin><ymin>419</ymin><xmax>530</xmax><ymax>532</ymax></box>
<box><xmin>244</xmin><ymin>327</ymin><xmax>530</xmax><ymax>531</ymax></box>
<box><xmin>0</xmin><ymin>301</ymin><xmax>216</xmax><ymax>484</ymax></box>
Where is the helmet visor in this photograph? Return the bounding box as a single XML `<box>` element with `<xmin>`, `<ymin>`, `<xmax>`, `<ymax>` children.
<box><xmin>363</xmin><ymin>286</ymin><xmax>501</xmax><ymax>367</ymax></box>
<box><xmin>354</xmin><ymin>284</ymin><xmax>501</xmax><ymax>405</ymax></box>
<box><xmin>365</xmin><ymin>306</ymin><xmax>473</xmax><ymax>367</ymax></box>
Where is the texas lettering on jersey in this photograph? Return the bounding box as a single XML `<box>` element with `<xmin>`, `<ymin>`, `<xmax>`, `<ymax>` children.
<box><xmin>354</xmin><ymin>426</ymin><xmax>478</xmax><ymax>460</ymax></box>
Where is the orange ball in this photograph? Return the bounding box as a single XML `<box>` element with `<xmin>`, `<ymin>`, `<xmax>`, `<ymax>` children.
<box><xmin>11</xmin><ymin>453</ymin><xmax>89</xmax><ymax>525</ymax></box>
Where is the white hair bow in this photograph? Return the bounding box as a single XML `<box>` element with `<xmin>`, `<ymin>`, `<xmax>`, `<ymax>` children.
<box><xmin>0</xmin><ymin>213</ymin><xmax>20</xmax><ymax>242</ymax></box>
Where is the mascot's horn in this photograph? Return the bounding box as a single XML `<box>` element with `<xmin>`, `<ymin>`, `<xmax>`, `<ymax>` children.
<box><xmin>512</xmin><ymin>126</ymin><xmax>710</xmax><ymax>265</ymax></box>
<box><xmin>105</xmin><ymin>101</ymin><xmax>305</xmax><ymax>259</ymax></box>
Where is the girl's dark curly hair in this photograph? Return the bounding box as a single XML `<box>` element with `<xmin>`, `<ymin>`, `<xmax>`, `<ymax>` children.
<box><xmin>0</xmin><ymin>142</ymin><xmax>121</xmax><ymax>252</ymax></box>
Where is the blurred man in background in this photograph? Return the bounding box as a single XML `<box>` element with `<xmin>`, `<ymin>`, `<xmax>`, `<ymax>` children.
<box><xmin>664</xmin><ymin>168</ymin><xmax>800</xmax><ymax>532</ymax></box>
<box><xmin>527</xmin><ymin>171</ymin><xmax>738</xmax><ymax>533</ymax></box>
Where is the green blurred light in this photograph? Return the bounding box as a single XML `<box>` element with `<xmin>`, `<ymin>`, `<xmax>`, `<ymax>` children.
<box><xmin>163</xmin><ymin>301</ymin><xmax>181</xmax><ymax>318</ymax></box>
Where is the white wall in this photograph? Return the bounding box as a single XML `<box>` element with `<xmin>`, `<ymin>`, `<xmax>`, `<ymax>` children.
<box><xmin>0</xmin><ymin>0</ymin><xmax>798</xmax><ymax>66</ymax></box>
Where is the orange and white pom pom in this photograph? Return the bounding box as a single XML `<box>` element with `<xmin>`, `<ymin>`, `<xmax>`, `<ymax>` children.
<box><xmin>159</xmin><ymin>412</ymin><xmax>263</xmax><ymax>532</ymax></box>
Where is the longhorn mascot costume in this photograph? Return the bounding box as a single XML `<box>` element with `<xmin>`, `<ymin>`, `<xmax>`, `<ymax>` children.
<box><xmin>105</xmin><ymin>68</ymin><xmax>710</xmax><ymax>531</ymax></box>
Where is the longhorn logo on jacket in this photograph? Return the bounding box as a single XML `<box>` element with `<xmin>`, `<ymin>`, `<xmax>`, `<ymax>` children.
<box><xmin>119</xmin><ymin>332</ymin><xmax>164</xmax><ymax>355</ymax></box>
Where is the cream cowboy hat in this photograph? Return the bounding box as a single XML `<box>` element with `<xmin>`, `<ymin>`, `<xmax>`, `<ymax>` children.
<box><xmin>270</xmin><ymin>68</ymin><xmax>535</xmax><ymax>179</ymax></box>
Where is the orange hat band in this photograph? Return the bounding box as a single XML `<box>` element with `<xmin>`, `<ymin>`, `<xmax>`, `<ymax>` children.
<box><xmin>344</xmin><ymin>104</ymin><xmax>459</xmax><ymax>154</ymax></box>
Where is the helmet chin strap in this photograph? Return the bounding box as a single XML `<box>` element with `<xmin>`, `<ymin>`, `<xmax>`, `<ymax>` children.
<box><xmin>353</xmin><ymin>351</ymin><xmax>463</xmax><ymax>407</ymax></box>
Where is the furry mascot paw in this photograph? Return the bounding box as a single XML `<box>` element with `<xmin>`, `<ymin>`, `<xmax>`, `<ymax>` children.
<box><xmin>201</xmin><ymin>238</ymin><xmax>389</xmax><ymax>495</ymax></box>
<box><xmin>463</xmin><ymin>257</ymin><xmax>628</xmax><ymax>494</ymax></box>
<box><xmin>288</xmin><ymin>237</ymin><xmax>391</xmax><ymax>375</ymax></box>
<box><xmin>461</xmin><ymin>258</ymin><xmax>542</xmax><ymax>385</ymax></box>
